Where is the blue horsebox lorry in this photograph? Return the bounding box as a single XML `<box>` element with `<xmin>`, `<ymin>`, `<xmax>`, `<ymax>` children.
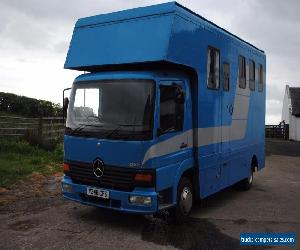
<box><xmin>62</xmin><ymin>2</ymin><xmax>266</xmax><ymax>220</ymax></box>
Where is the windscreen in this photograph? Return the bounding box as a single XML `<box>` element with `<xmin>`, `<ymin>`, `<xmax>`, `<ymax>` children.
<box><xmin>66</xmin><ymin>79</ymin><xmax>155</xmax><ymax>140</ymax></box>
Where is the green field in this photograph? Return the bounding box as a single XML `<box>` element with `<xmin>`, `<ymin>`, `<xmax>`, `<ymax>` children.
<box><xmin>0</xmin><ymin>140</ymin><xmax>63</xmax><ymax>187</ymax></box>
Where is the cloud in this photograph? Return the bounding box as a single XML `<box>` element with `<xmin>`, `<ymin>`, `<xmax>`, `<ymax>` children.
<box><xmin>0</xmin><ymin>0</ymin><xmax>299</xmax><ymax>124</ymax></box>
<box><xmin>53</xmin><ymin>41</ymin><xmax>69</xmax><ymax>54</ymax></box>
<box><xmin>0</xmin><ymin>0</ymin><xmax>162</xmax><ymax>22</ymax></box>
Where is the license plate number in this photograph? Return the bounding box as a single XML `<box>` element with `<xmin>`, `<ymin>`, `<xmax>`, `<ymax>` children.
<box><xmin>87</xmin><ymin>187</ymin><xmax>109</xmax><ymax>199</ymax></box>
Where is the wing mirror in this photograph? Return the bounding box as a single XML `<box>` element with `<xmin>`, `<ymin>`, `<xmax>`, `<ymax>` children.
<box><xmin>63</xmin><ymin>97</ymin><xmax>69</xmax><ymax>113</ymax></box>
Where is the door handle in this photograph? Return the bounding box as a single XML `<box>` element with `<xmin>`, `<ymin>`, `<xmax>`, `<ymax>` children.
<box><xmin>180</xmin><ymin>142</ymin><xmax>188</xmax><ymax>149</ymax></box>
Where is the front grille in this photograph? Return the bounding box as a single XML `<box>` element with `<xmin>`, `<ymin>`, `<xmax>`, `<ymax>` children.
<box><xmin>66</xmin><ymin>161</ymin><xmax>155</xmax><ymax>191</ymax></box>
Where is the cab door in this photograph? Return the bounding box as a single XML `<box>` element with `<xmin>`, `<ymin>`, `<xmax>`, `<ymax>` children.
<box><xmin>155</xmin><ymin>80</ymin><xmax>193</xmax><ymax>167</ymax></box>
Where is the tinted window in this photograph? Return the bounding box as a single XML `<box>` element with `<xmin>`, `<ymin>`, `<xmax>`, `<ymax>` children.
<box><xmin>249</xmin><ymin>60</ymin><xmax>255</xmax><ymax>91</ymax></box>
<box><xmin>258</xmin><ymin>64</ymin><xmax>263</xmax><ymax>92</ymax></box>
<box><xmin>160</xmin><ymin>85</ymin><xmax>184</xmax><ymax>134</ymax></box>
<box><xmin>223</xmin><ymin>62</ymin><xmax>230</xmax><ymax>91</ymax></box>
<box><xmin>207</xmin><ymin>47</ymin><xmax>220</xmax><ymax>89</ymax></box>
<box><xmin>239</xmin><ymin>55</ymin><xmax>246</xmax><ymax>89</ymax></box>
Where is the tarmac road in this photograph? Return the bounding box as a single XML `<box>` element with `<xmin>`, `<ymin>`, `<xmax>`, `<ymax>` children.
<box><xmin>0</xmin><ymin>139</ymin><xmax>299</xmax><ymax>249</ymax></box>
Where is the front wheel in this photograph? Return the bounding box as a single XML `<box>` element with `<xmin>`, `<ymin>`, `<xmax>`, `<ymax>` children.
<box><xmin>170</xmin><ymin>177</ymin><xmax>193</xmax><ymax>222</ymax></box>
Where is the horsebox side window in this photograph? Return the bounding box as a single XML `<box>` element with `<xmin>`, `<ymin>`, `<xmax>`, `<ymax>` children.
<box><xmin>258</xmin><ymin>64</ymin><xmax>263</xmax><ymax>92</ymax></box>
<box><xmin>238</xmin><ymin>55</ymin><xmax>246</xmax><ymax>89</ymax></box>
<box><xmin>207</xmin><ymin>47</ymin><xmax>220</xmax><ymax>89</ymax></box>
<box><xmin>223</xmin><ymin>62</ymin><xmax>230</xmax><ymax>91</ymax></box>
<box><xmin>249</xmin><ymin>60</ymin><xmax>255</xmax><ymax>91</ymax></box>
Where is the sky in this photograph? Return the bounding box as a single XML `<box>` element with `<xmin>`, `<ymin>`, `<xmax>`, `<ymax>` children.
<box><xmin>0</xmin><ymin>0</ymin><xmax>299</xmax><ymax>124</ymax></box>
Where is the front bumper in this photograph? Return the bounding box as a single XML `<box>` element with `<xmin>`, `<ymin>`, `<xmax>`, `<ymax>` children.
<box><xmin>61</xmin><ymin>176</ymin><xmax>158</xmax><ymax>214</ymax></box>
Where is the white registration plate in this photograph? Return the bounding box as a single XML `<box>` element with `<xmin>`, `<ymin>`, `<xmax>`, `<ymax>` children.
<box><xmin>87</xmin><ymin>187</ymin><xmax>109</xmax><ymax>199</ymax></box>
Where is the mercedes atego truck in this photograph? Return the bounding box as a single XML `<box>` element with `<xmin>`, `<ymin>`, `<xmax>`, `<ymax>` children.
<box><xmin>62</xmin><ymin>2</ymin><xmax>266</xmax><ymax>221</ymax></box>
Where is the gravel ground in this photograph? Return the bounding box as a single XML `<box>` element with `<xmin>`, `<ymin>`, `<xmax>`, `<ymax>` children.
<box><xmin>0</xmin><ymin>139</ymin><xmax>299</xmax><ymax>250</ymax></box>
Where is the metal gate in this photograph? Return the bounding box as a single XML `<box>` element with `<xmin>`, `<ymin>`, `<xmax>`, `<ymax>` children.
<box><xmin>265</xmin><ymin>121</ymin><xmax>289</xmax><ymax>139</ymax></box>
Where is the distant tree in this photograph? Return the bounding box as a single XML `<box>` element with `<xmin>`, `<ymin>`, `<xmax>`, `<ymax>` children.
<box><xmin>0</xmin><ymin>92</ymin><xmax>62</xmax><ymax>117</ymax></box>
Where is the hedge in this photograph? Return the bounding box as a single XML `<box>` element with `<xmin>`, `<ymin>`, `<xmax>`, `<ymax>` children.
<box><xmin>0</xmin><ymin>92</ymin><xmax>62</xmax><ymax>118</ymax></box>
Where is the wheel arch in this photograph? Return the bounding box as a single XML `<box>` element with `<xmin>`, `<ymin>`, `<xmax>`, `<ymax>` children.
<box><xmin>173</xmin><ymin>159</ymin><xmax>199</xmax><ymax>203</ymax></box>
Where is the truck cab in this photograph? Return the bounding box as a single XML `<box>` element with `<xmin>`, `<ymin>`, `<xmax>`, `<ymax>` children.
<box><xmin>62</xmin><ymin>71</ymin><xmax>195</xmax><ymax>216</ymax></box>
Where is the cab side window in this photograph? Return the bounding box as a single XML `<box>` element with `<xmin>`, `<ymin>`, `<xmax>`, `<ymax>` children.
<box><xmin>207</xmin><ymin>47</ymin><xmax>220</xmax><ymax>89</ymax></box>
<box><xmin>159</xmin><ymin>85</ymin><xmax>184</xmax><ymax>134</ymax></box>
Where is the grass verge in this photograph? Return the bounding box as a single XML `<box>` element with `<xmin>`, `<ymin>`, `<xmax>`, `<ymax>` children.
<box><xmin>0</xmin><ymin>140</ymin><xmax>63</xmax><ymax>187</ymax></box>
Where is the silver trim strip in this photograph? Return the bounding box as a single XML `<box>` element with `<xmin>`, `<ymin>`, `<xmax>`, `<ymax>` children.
<box><xmin>142</xmin><ymin>130</ymin><xmax>193</xmax><ymax>164</ymax></box>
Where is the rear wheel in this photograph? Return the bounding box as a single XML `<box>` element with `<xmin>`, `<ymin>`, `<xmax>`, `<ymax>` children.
<box><xmin>170</xmin><ymin>177</ymin><xmax>193</xmax><ymax>222</ymax></box>
<box><xmin>239</xmin><ymin>169</ymin><xmax>254</xmax><ymax>190</ymax></box>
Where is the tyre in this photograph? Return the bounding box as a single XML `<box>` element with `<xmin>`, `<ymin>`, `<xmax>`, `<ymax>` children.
<box><xmin>239</xmin><ymin>169</ymin><xmax>254</xmax><ymax>191</ymax></box>
<box><xmin>170</xmin><ymin>177</ymin><xmax>193</xmax><ymax>223</ymax></box>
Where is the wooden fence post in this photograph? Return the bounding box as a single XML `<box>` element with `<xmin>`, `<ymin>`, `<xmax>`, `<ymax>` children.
<box><xmin>38</xmin><ymin>117</ymin><xmax>43</xmax><ymax>139</ymax></box>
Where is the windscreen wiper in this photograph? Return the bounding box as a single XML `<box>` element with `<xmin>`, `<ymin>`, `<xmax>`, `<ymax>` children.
<box><xmin>105</xmin><ymin>125</ymin><xmax>122</xmax><ymax>139</ymax></box>
<box><xmin>105</xmin><ymin>124</ymin><xmax>144</xmax><ymax>139</ymax></box>
<box><xmin>116</xmin><ymin>124</ymin><xmax>143</xmax><ymax>127</ymax></box>
<box><xmin>70</xmin><ymin>124</ymin><xmax>103</xmax><ymax>135</ymax></box>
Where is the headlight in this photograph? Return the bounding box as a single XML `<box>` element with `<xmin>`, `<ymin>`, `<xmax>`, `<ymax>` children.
<box><xmin>62</xmin><ymin>183</ymin><xmax>73</xmax><ymax>193</ymax></box>
<box><xmin>129</xmin><ymin>195</ymin><xmax>152</xmax><ymax>206</ymax></box>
